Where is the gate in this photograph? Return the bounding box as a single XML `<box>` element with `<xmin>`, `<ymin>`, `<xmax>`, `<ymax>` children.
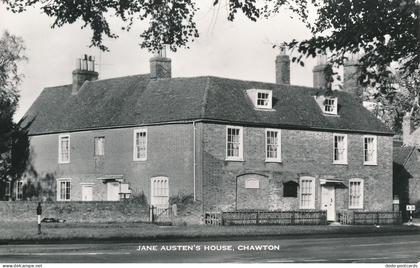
<box><xmin>149</xmin><ymin>205</ymin><xmax>173</xmax><ymax>224</ymax></box>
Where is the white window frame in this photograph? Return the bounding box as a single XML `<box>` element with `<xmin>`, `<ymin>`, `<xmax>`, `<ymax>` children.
<box><xmin>58</xmin><ymin>134</ymin><xmax>70</xmax><ymax>164</ymax></box>
<box><xmin>363</xmin><ymin>135</ymin><xmax>377</xmax><ymax>165</ymax></box>
<box><xmin>299</xmin><ymin>176</ymin><xmax>315</xmax><ymax>209</ymax></box>
<box><xmin>333</xmin><ymin>133</ymin><xmax>348</xmax><ymax>165</ymax></box>
<box><xmin>57</xmin><ymin>178</ymin><xmax>71</xmax><ymax>201</ymax></box>
<box><xmin>226</xmin><ymin>126</ymin><xmax>244</xmax><ymax>161</ymax></box>
<box><xmin>255</xmin><ymin>90</ymin><xmax>273</xmax><ymax>109</ymax></box>
<box><xmin>94</xmin><ymin>136</ymin><xmax>105</xmax><ymax>157</ymax></box>
<box><xmin>133</xmin><ymin>128</ymin><xmax>147</xmax><ymax>161</ymax></box>
<box><xmin>324</xmin><ymin>97</ymin><xmax>338</xmax><ymax>115</ymax></box>
<box><xmin>16</xmin><ymin>181</ymin><xmax>23</xmax><ymax>200</ymax></box>
<box><xmin>265</xmin><ymin>129</ymin><xmax>281</xmax><ymax>162</ymax></box>
<box><xmin>349</xmin><ymin>178</ymin><xmax>364</xmax><ymax>209</ymax></box>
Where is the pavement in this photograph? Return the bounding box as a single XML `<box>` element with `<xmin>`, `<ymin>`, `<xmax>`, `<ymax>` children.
<box><xmin>0</xmin><ymin>232</ymin><xmax>419</xmax><ymax>263</ymax></box>
<box><xmin>1</xmin><ymin>223</ymin><xmax>420</xmax><ymax>245</ymax></box>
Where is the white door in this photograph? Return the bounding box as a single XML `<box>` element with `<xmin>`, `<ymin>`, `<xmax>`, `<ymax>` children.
<box><xmin>81</xmin><ymin>184</ymin><xmax>93</xmax><ymax>201</ymax></box>
<box><xmin>321</xmin><ymin>185</ymin><xmax>336</xmax><ymax>221</ymax></box>
<box><xmin>107</xmin><ymin>182</ymin><xmax>120</xmax><ymax>201</ymax></box>
<box><xmin>150</xmin><ymin>177</ymin><xmax>169</xmax><ymax>208</ymax></box>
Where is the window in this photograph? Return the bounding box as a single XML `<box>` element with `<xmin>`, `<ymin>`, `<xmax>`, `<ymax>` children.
<box><xmin>324</xmin><ymin>97</ymin><xmax>338</xmax><ymax>114</ymax></box>
<box><xmin>57</xmin><ymin>179</ymin><xmax>71</xmax><ymax>201</ymax></box>
<box><xmin>16</xmin><ymin>181</ymin><xmax>23</xmax><ymax>200</ymax></box>
<box><xmin>266</xmin><ymin>129</ymin><xmax>281</xmax><ymax>162</ymax></box>
<box><xmin>226</xmin><ymin>126</ymin><xmax>243</xmax><ymax>160</ymax></box>
<box><xmin>257</xmin><ymin>92</ymin><xmax>271</xmax><ymax>108</ymax></box>
<box><xmin>58</xmin><ymin>134</ymin><xmax>70</xmax><ymax>163</ymax></box>
<box><xmin>5</xmin><ymin>181</ymin><xmax>11</xmax><ymax>197</ymax></box>
<box><xmin>363</xmin><ymin>135</ymin><xmax>377</xmax><ymax>165</ymax></box>
<box><xmin>246</xmin><ymin>89</ymin><xmax>273</xmax><ymax>109</ymax></box>
<box><xmin>94</xmin><ymin>136</ymin><xmax>105</xmax><ymax>156</ymax></box>
<box><xmin>283</xmin><ymin>181</ymin><xmax>298</xmax><ymax>197</ymax></box>
<box><xmin>245</xmin><ymin>178</ymin><xmax>260</xmax><ymax>189</ymax></box>
<box><xmin>133</xmin><ymin>129</ymin><xmax>147</xmax><ymax>161</ymax></box>
<box><xmin>333</xmin><ymin>134</ymin><xmax>347</xmax><ymax>164</ymax></box>
<box><xmin>299</xmin><ymin>177</ymin><xmax>315</xmax><ymax>209</ymax></box>
<box><xmin>151</xmin><ymin>177</ymin><xmax>169</xmax><ymax>208</ymax></box>
<box><xmin>349</xmin><ymin>179</ymin><xmax>364</xmax><ymax>209</ymax></box>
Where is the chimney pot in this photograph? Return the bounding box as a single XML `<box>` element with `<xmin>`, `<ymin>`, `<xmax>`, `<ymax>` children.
<box><xmin>275</xmin><ymin>45</ymin><xmax>290</xmax><ymax>85</ymax></box>
<box><xmin>313</xmin><ymin>54</ymin><xmax>330</xmax><ymax>89</ymax></box>
<box><xmin>72</xmin><ymin>55</ymin><xmax>98</xmax><ymax>95</ymax></box>
<box><xmin>150</xmin><ymin>46</ymin><xmax>171</xmax><ymax>80</ymax></box>
<box><xmin>403</xmin><ymin>112</ymin><xmax>414</xmax><ymax>146</ymax></box>
<box><xmin>343</xmin><ymin>54</ymin><xmax>362</xmax><ymax>100</ymax></box>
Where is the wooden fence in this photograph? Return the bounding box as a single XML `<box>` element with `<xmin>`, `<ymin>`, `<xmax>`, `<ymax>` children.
<box><xmin>352</xmin><ymin>211</ymin><xmax>402</xmax><ymax>225</ymax></box>
<box><xmin>220</xmin><ymin>211</ymin><xmax>327</xmax><ymax>226</ymax></box>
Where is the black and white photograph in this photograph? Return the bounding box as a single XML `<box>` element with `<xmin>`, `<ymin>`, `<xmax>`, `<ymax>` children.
<box><xmin>0</xmin><ymin>0</ymin><xmax>419</xmax><ymax>265</ymax></box>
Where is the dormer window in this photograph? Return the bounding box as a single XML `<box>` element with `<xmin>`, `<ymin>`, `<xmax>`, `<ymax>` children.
<box><xmin>257</xmin><ymin>92</ymin><xmax>271</xmax><ymax>108</ymax></box>
<box><xmin>246</xmin><ymin>89</ymin><xmax>273</xmax><ymax>110</ymax></box>
<box><xmin>324</xmin><ymin>97</ymin><xmax>338</xmax><ymax>114</ymax></box>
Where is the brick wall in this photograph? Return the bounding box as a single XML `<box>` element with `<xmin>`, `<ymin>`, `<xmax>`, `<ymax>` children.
<box><xmin>400</xmin><ymin>150</ymin><xmax>420</xmax><ymax>206</ymax></box>
<box><xmin>28</xmin><ymin>123</ymin><xmax>197</xmax><ymax>203</ymax></box>
<box><xmin>200</xmin><ymin>122</ymin><xmax>393</xmax><ymax>213</ymax></box>
<box><xmin>0</xmin><ymin>201</ymin><xmax>150</xmax><ymax>222</ymax></box>
<box><xmin>236</xmin><ymin>174</ymin><xmax>269</xmax><ymax>210</ymax></box>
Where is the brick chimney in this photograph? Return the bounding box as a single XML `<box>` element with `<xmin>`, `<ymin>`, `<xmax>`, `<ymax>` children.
<box><xmin>343</xmin><ymin>54</ymin><xmax>362</xmax><ymax>99</ymax></box>
<box><xmin>403</xmin><ymin>112</ymin><xmax>414</xmax><ymax>146</ymax></box>
<box><xmin>275</xmin><ymin>45</ymin><xmax>290</xmax><ymax>84</ymax></box>
<box><xmin>72</xmin><ymin>55</ymin><xmax>99</xmax><ymax>95</ymax></box>
<box><xmin>312</xmin><ymin>55</ymin><xmax>329</xmax><ymax>89</ymax></box>
<box><xmin>150</xmin><ymin>46</ymin><xmax>171</xmax><ymax>80</ymax></box>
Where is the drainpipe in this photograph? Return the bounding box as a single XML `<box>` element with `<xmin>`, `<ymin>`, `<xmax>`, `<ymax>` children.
<box><xmin>193</xmin><ymin>120</ymin><xmax>197</xmax><ymax>201</ymax></box>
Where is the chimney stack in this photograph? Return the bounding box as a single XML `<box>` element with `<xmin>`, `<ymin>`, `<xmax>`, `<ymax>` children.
<box><xmin>150</xmin><ymin>46</ymin><xmax>171</xmax><ymax>80</ymax></box>
<box><xmin>312</xmin><ymin>55</ymin><xmax>330</xmax><ymax>89</ymax></box>
<box><xmin>343</xmin><ymin>54</ymin><xmax>362</xmax><ymax>99</ymax></box>
<box><xmin>275</xmin><ymin>45</ymin><xmax>290</xmax><ymax>84</ymax></box>
<box><xmin>403</xmin><ymin>112</ymin><xmax>414</xmax><ymax>146</ymax></box>
<box><xmin>72</xmin><ymin>55</ymin><xmax>99</xmax><ymax>95</ymax></box>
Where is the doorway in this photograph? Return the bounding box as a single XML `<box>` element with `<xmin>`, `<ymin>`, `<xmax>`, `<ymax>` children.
<box><xmin>321</xmin><ymin>185</ymin><xmax>336</xmax><ymax>221</ymax></box>
<box><xmin>81</xmin><ymin>184</ymin><xmax>93</xmax><ymax>201</ymax></box>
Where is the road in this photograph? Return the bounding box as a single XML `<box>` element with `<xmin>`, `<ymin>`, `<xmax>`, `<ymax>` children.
<box><xmin>0</xmin><ymin>233</ymin><xmax>419</xmax><ymax>263</ymax></box>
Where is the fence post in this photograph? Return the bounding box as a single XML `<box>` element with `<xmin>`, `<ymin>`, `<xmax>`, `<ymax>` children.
<box><xmin>376</xmin><ymin>212</ymin><xmax>380</xmax><ymax>225</ymax></box>
<box><xmin>291</xmin><ymin>211</ymin><xmax>295</xmax><ymax>225</ymax></box>
<box><xmin>256</xmin><ymin>212</ymin><xmax>259</xmax><ymax>225</ymax></box>
<box><xmin>150</xmin><ymin>205</ymin><xmax>155</xmax><ymax>223</ymax></box>
<box><xmin>352</xmin><ymin>211</ymin><xmax>356</xmax><ymax>225</ymax></box>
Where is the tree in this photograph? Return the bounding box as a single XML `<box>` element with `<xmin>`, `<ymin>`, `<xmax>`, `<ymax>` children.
<box><xmin>0</xmin><ymin>30</ymin><xmax>29</xmax><ymax>198</ymax></box>
<box><xmin>369</xmin><ymin>69</ymin><xmax>420</xmax><ymax>134</ymax></box>
<box><xmin>2</xmin><ymin>0</ymin><xmax>199</xmax><ymax>52</ymax></box>
<box><xmin>2</xmin><ymin>1</ymin><xmax>420</xmax><ymax>129</ymax></box>
<box><xmin>2</xmin><ymin>0</ymin><xmax>418</xmax><ymax>84</ymax></box>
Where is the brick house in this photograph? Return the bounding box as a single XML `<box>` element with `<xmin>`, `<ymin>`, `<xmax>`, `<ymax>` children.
<box><xmin>17</xmin><ymin>48</ymin><xmax>394</xmax><ymax>222</ymax></box>
<box><xmin>393</xmin><ymin>114</ymin><xmax>420</xmax><ymax>215</ymax></box>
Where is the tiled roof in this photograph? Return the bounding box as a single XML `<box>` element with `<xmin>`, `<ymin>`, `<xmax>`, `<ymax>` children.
<box><xmin>22</xmin><ymin>74</ymin><xmax>393</xmax><ymax>136</ymax></box>
<box><xmin>393</xmin><ymin>146</ymin><xmax>416</xmax><ymax>166</ymax></box>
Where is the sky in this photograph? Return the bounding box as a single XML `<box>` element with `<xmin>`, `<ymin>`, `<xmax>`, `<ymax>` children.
<box><xmin>0</xmin><ymin>2</ymin><xmax>317</xmax><ymax>121</ymax></box>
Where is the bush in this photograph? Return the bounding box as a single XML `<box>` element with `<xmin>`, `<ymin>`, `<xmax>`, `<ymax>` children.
<box><xmin>169</xmin><ymin>192</ymin><xmax>194</xmax><ymax>206</ymax></box>
<box><xmin>130</xmin><ymin>190</ymin><xmax>148</xmax><ymax>206</ymax></box>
